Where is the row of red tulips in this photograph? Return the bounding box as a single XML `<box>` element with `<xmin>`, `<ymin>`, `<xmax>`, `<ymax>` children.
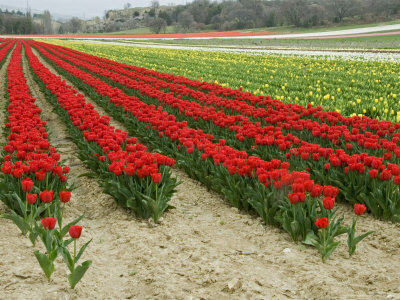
<box><xmin>25</xmin><ymin>40</ymin><xmax>372</xmax><ymax>260</ymax></box>
<box><xmin>22</xmin><ymin>41</ymin><xmax>178</xmax><ymax>223</ymax></box>
<box><xmin>46</xmin><ymin>44</ymin><xmax>395</xmax><ymax>159</ymax></box>
<box><xmin>35</xmin><ymin>41</ymin><xmax>400</xmax><ymax>221</ymax></box>
<box><xmin>46</xmin><ymin>42</ymin><xmax>400</xmax><ymax>164</ymax></box>
<box><xmin>1</xmin><ymin>41</ymin><xmax>68</xmax><ymax>214</ymax></box>
<box><xmin>29</xmin><ymin>41</ymin><xmax>299</xmax><ymax>207</ymax></box>
<box><xmin>0</xmin><ymin>42</ymin><xmax>90</xmax><ymax>288</ymax></box>
<box><xmin>48</xmin><ymin>42</ymin><xmax>399</xmax><ymax>140</ymax></box>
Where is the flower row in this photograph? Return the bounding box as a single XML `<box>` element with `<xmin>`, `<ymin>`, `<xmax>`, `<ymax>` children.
<box><xmin>35</xmin><ymin>41</ymin><xmax>400</xmax><ymax>220</ymax></box>
<box><xmin>1</xmin><ymin>41</ymin><xmax>69</xmax><ymax>215</ymax></box>
<box><xmin>23</xmin><ymin>41</ymin><xmax>178</xmax><ymax>223</ymax></box>
<box><xmin>0</xmin><ymin>41</ymin><xmax>90</xmax><ymax>288</ymax></box>
<box><xmin>45</xmin><ymin>39</ymin><xmax>400</xmax><ymax>124</ymax></box>
<box><xmin>24</xmin><ymin>40</ymin><xmax>372</xmax><ymax>260</ymax></box>
<box><xmin>48</xmin><ymin>42</ymin><xmax>400</xmax><ymax>161</ymax></box>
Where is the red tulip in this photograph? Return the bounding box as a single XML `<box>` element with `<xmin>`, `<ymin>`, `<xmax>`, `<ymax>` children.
<box><xmin>315</xmin><ymin>217</ymin><xmax>329</xmax><ymax>229</ymax></box>
<box><xmin>12</xmin><ymin>168</ymin><xmax>24</xmax><ymax>178</ymax></box>
<box><xmin>354</xmin><ymin>204</ymin><xmax>366</xmax><ymax>216</ymax></box>
<box><xmin>53</xmin><ymin>166</ymin><xmax>63</xmax><ymax>176</ymax></box>
<box><xmin>323</xmin><ymin>197</ymin><xmax>335</xmax><ymax>210</ymax></box>
<box><xmin>369</xmin><ymin>169</ymin><xmax>378</xmax><ymax>179</ymax></box>
<box><xmin>35</xmin><ymin>171</ymin><xmax>46</xmax><ymax>181</ymax></box>
<box><xmin>300</xmin><ymin>152</ymin><xmax>309</xmax><ymax>160</ymax></box>
<box><xmin>21</xmin><ymin>177</ymin><xmax>34</xmax><ymax>192</ymax></box>
<box><xmin>380</xmin><ymin>170</ymin><xmax>392</xmax><ymax>181</ymax></box>
<box><xmin>151</xmin><ymin>173</ymin><xmax>162</xmax><ymax>184</ymax></box>
<box><xmin>323</xmin><ymin>186</ymin><xmax>339</xmax><ymax>198</ymax></box>
<box><xmin>288</xmin><ymin>192</ymin><xmax>299</xmax><ymax>204</ymax></box>
<box><xmin>288</xmin><ymin>192</ymin><xmax>306</xmax><ymax>204</ymax></box>
<box><xmin>69</xmin><ymin>225</ymin><xmax>82</xmax><ymax>239</ymax></box>
<box><xmin>41</xmin><ymin>217</ymin><xmax>57</xmax><ymax>230</ymax></box>
<box><xmin>60</xmin><ymin>190</ymin><xmax>71</xmax><ymax>203</ymax></box>
<box><xmin>3</xmin><ymin>144</ymin><xmax>14</xmax><ymax>153</ymax></box>
<box><xmin>39</xmin><ymin>190</ymin><xmax>54</xmax><ymax>203</ymax></box>
<box><xmin>26</xmin><ymin>193</ymin><xmax>37</xmax><ymax>204</ymax></box>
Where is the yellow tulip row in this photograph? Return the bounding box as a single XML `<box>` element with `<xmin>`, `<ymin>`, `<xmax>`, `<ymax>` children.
<box><xmin>44</xmin><ymin>39</ymin><xmax>400</xmax><ymax>122</ymax></box>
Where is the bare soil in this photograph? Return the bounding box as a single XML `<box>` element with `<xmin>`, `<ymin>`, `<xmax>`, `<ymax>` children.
<box><xmin>0</xmin><ymin>45</ymin><xmax>400</xmax><ymax>300</ymax></box>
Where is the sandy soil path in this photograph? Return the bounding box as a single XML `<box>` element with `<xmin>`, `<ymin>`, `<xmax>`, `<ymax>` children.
<box><xmin>0</xmin><ymin>45</ymin><xmax>400</xmax><ymax>300</ymax></box>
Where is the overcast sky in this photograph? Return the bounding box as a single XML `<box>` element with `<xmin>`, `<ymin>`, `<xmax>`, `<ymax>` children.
<box><xmin>0</xmin><ymin>0</ymin><xmax>190</xmax><ymax>19</ymax></box>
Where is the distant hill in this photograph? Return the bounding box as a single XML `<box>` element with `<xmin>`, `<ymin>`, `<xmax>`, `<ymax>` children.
<box><xmin>80</xmin><ymin>0</ymin><xmax>400</xmax><ymax>35</ymax></box>
<box><xmin>2</xmin><ymin>0</ymin><xmax>400</xmax><ymax>35</ymax></box>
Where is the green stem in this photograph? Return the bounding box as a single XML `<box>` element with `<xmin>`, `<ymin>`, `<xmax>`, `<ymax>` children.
<box><xmin>29</xmin><ymin>204</ymin><xmax>33</xmax><ymax>231</ymax></box>
<box><xmin>73</xmin><ymin>239</ymin><xmax>76</xmax><ymax>271</ymax></box>
<box><xmin>59</xmin><ymin>203</ymin><xmax>65</xmax><ymax>232</ymax></box>
<box><xmin>24</xmin><ymin>192</ymin><xmax>28</xmax><ymax>220</ymax></box>
<box><xmin>292</xmin><ymin>204</ymin><xmax>297</xmax><ymax>242</ymax></box>
<box><xmin>323</xmin><ymin>228</ymin><xmax>328</xmax><ymax>262</ymax></box>
<box><xmin>19</xmin><ymin>178</ymin><xmax>22</xmax><ymax>200</ymax></box>
<box><xmin>352</xmin><ymin>215</ymin><xmax>358</xmax><ymax>243</ymax></box>
<box><xmin>47</xmin><ymin>205</ymin><xmax>51</xmax><ymax>218</ymax></box>
<box><xmin>155</xmin><ymin>184</ymin><xmax>158</xmax><ymax>205</ymax></box>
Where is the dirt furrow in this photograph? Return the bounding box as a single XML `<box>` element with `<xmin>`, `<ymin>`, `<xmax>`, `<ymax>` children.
<box><xmin>0</xmin><ymin>45</ymin><xmax>13</xmax><ymax>146</ymax></box>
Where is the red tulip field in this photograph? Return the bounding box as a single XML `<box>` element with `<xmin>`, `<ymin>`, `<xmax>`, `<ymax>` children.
<box><xmin>1</xmin><ymin>39</ymin><xmax>400</xmax><ymax>299</ymax></box>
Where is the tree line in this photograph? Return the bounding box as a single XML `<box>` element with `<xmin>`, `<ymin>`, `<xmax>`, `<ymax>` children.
<box><xmin>146</xmin><ymin>0</ymin><xmax>400</xmax><ymax>33</ymax></box>
<box><xmin>0</xmin><ymin>0</ymin><xmax>399</xmax><ymax>35</ymax></box>
<box><xmin>0</xmin><ymin>8</ymin><xmax>55</xmax><ymax>34</ymax></box>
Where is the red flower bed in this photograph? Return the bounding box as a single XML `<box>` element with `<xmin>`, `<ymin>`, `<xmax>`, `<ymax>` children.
<box><xmin>48</xmin><ymin>42</ymin><xmax>400</xmax><ymax>151</ymax></box>
<box><xmin>0</xmin><ymin>41</ymin><xmax>70</xmax><ymax>216</ymax></box>
<box><xmin>27</xmin><ymin>40</ymin><xmax>303</xmax><ymax>193</ymax></box>
<box><xmin>21</xmin><ymin>40</ymin><xmax>376</xmax><ymax>260</ymax></box>
<box><xmin>33</xmin><ymin>40</ymin><xmax>400</xmax><ymax>220</ymax></box>
<box><xmin>23</xmin><ymin>41</ymin><xmax>177</xmax><ymax>222</ymax></box>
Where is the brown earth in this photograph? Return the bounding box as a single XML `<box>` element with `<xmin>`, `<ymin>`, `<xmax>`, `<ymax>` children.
<box><xmin>0</xmin><ymin>45</ymin><xmax>400</xmax><ymax>300</ymax></box>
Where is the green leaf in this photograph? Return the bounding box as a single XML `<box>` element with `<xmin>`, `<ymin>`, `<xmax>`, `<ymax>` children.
<box><xmin>1</xmin><ymin>211</ymin><xmax>30</xmax><ymax>235</ymax></box>
<box><xmin>75</xmin><ymin>239</ymin><xmax>92</xmax><ymax>263</ymax></box>
<box><xmin>33</xmin><ymin>204</ymin><xmax>49</xmax><ymax>220</ymax></box>
<box><xmin>34</xmin><ymin>250</ymin><xmax>55</xmax><ymax>280</ymax></box>
<box><xmin>290</xmin><ymin>220</ymin><xmax>300</xmax><ymax>237</ymax></box>
<box><xmin>61</xmin><ymin>247</ymin><xmax>74</xmax><ymax>272</ymax></box>
<box><xmin>49</xmin><ymin>249</ymin><xmax>58</xmax><ymax>261</ymax></box>
<box><xmin>68</xmin><ymin>260</ymin><xmax>92</xmax><ymax>289</ymax></box>
<box><xmin>60</xmin><ymin>214</ymin><xmax>85</xmax><ymax>238</ymax></box>
<box><xmin>78</xmin><ymin>172</ymin><xmax>97</xmax><ymax>178</ymax></box>
<box><xmin>167</xmin><ymin>204</ymin><xmax>176</xmax><ymax>210</ymax></box>
<box><xmin>333</xmin><ymin>225</ymin><xmax>349</xmax><ymax>237</ymax></box>
<box><xmin>392</xmin><ymin>214</ymin><xmax>400</xmax><ymax>222</ymax></box>
<box><xmin>63</xmin><ymin>237</ymin><xmax>74</xmax><ymax>248</ymax></box>
<box><xmin>303</xmin><ymin>231</ymin><xmax>319</xmax><ymax>247</ymax></box>
<box><xmin>0</xmin><ymin>181</ymin><xmax>10</xmax><ymax>192</ymax></box>
<box><xmin>322</xmin><ymin>241</ymin><xmax>340</xmax><ymax>262</ymax></box>
<box><xmin>353</xmin><ymin>231</ymin><xmax>374</xmax><ymax>245</ymax></box>
<box><xmin>29</xmin><ymin>231</ymin><xmax>39</xmax><ymax>245</ymax></box>
<box><xmin>11</xmin><ymin>192</ymin><xmax>25</xmax><ymax>215</ymax></box>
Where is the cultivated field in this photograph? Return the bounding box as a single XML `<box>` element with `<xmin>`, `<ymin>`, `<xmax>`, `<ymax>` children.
<box><xmin>1</xmin><ymin>39</ymin><xmax>400</xmax><ymax>299</ymax></box>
